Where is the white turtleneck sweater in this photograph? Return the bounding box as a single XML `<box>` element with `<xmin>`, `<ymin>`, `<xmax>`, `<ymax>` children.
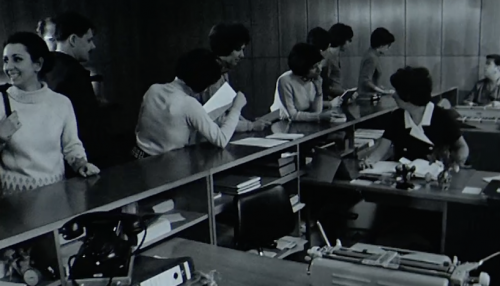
<box><xmin>0</xmin><ymin>84</ymin><xmax>87</xmax><ymax>195</ymax></box>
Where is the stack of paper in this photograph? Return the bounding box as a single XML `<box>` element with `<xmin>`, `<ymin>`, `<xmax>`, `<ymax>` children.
<box><xmin>230</xmin><ymin>137</ymin><xmax>288</xmax><ymax>148</ymax></box>
<box><xmin>355</xmin><ymin>129</ymin><xmax>384</xmax><ymax>140</ymax></box>
<box><xmin>265</xmin><ymin>133</ymin><xmax>304</xmax><ymax>140</ymax></box>
<box><xmin>354</xmin><ymin>138</ymin><xmax>375</xmax><ymax>148</ymax></box>
<box><xmin>483</xmin><ymin>175</ymin><xmax>500</xmax><ymax>183</ymax></box>
<box><xmin>359</xmin><ymin>161</ymin><xmax>399</xmax><ymax>176</ymax></box>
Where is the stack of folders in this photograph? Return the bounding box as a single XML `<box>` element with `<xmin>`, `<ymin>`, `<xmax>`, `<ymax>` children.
<box><xmin>249</xmin><ymin>155</ymin><xmax>296</xmax><ymax>177</ymax></box>
<box><xmin>214</xmin><ymin>175</ymin><xmax>261</xmax><ymax>195</ymax></box>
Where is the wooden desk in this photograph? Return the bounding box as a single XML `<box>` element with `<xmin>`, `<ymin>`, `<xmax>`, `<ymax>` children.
<box><xmin>142</xmin><ymin>238</ymin><xmax>310</xmax><ymax>286</ymax></box>
<box><xmin>303</xmin><ymin>169</ymin><xmax>499</xmax><ymax>253</ymax></box>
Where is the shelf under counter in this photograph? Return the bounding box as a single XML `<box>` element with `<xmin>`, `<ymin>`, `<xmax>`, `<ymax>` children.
<box><xmin>0</xmin><ymin>278</ymin><xmax>61</xmax><ymax>286</ymax></box>
<box><xmin>59</xmin><ymin>209</ymin><xmax>208</xmax><ymax>269</ymax></box>
<box><xmin>213</xmin><ymin>170</ymin><xmax>307</xmax><ymax>215</ymax></box>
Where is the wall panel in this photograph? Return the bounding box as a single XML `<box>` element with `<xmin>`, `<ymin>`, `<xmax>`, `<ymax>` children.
<box><xmin>370</xmin><ymin>0</ymin><xmax>405</xmax><ymax>56</ymax></box>
<box><xmin>279</xmin><ymin>0</ymin><xmax>308</xmax><ymax>57</ymax></box>
<box><xmin>378</xmin><ymin>57</ymin><xmax>405</xmax><ymax>89</ymax></box>
<box><xmin>480</xmin><ymin>0</ymin><xmax>500</xmax><ymax>55</ymax></box>
<box><xmin>442</xmin><ymin>0</ymin><xmax>481</xmax><ymax>56</ymax></box>
<box><xmin>406</xmin><ymin>57</ymin><xmax>442</xmax><ymax>91</ymax></box>
<box><xmin>251</xmin><ymin>0</ymin><xmax>280</xmax><ymax>57</ymax></box>
<box><xmin>307</xmin><ymin>0</ymin><xmax>338</xmax><ymax>32</ymax></box>
<box><xmin>441</xmin><ymin>57</ymin><xmax>479</xmax><ymax>103</ymax></box>
<box><xmin>338</xmin><ymin>0</ymin><xmax>371</xmax><ymax>57</ymax></box>
<box><xmin>252</xmin><ymin>59</ymin><xmax>281</xmax><ymax>116</ymax></box>
<box><xmin>406</xmin><ymin>0</ymin><xmax>442</xmax><ymax>56</ymax></box>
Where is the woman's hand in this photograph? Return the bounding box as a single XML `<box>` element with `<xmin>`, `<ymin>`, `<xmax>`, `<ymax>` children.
<box><xmin>330</xmin><ymin>96</ymin><xmax>343</xmax><ymax>108</ymax></box>
<box><xmin>359</xmin><ymin>158</ymin><xmax>374</xmax><ymax>170</ymax></box>
<box><xmin>78</xmin><ymin>163</ymin><xmax>100</xmax><ymax>177</ymax></box>
<box><xmin>0</xmin><ymin>111</ymin><xmax>21</xmax><ymax>142</ymax></box>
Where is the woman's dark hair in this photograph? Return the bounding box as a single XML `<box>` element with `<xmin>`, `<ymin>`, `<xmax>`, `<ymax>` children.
<box><xmin>486</xmin><ymin>54</ymin><xmax>500</xmax><ymax>66</ymax></box>
<box><xmin>370</xmin><ymin>27</ymin><xmax>395</xmax><ymax>49</ymax></box>
<box><xmin>328</xmin><ymin>23</ymin><xmax>354</xmax><ymax>48</ymax></box>
<box><xmin>4</xmin><ymin>32</ymin><xmax>54</xmax><ymax>77</ymax></box>
<box><xmin>307</xmin><ymin>27</ymin><xmax>331</xmax><ymax>51</ymax></box>
<box><xmin>288</xmin><ymin>43</ymin><xmax>323</xmax><ymax>77</ymax></box>
<box><xmin>209</xmin><ymin>23</ymin><xmax>251</xmax><ymax>57</ymax></box>
<box><xmin>54</xmin><ymin>11</ymin><xmax>95</xmax><ymax>42</ymax></box>
<box><xmin>390</xmin><ymin>66</ymin><xmax>433</xmax><ymax>106</ymax></box>
<box><xmin>36</xmin><ymin>17</ymin><xmax>55</xmax><ymax>37</ymax></box>
<box><xmin>175</xmin><ymin>49</ymin><xmax>222</xmax><ymax>93</ymax></box>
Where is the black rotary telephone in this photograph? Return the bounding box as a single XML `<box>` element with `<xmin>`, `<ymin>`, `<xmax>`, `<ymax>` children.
<box><xmin>60</xmin><ymin>212</ymin><xmax>146</xmax><ymax>282</ymax></box>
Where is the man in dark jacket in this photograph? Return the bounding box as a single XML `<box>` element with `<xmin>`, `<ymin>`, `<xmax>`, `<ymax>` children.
<box><xmin>44</xmin><ymin>12</ymin><xmax>106</xmax><ymax>169</ymax></box>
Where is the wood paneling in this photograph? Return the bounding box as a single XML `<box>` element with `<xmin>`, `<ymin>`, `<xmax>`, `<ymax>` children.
<box><xmin>251</xmin><ymin>0</ymin><xmax>280</xmax><ymax>57</ymax></box>
<box><xmin>307</xmin><ymin>0</ymin><xmax>338</xmax><ymax>32</ymax></box>
<box><xmin>340</xmin><ymin>56</ymin><xmax>362</xmax><ymax>89</ymax></box>
<box><xmin>228</xmin><ymin>59</ymin><xmax>255</xmax><ymax>118</ymax></box>
<box><xmin>405</xmin><ymin>57</ymin><xmax>442</xmax><ymax>91</ymax></box>
<box><xmin>252</xmin><ymin>58</ymin><xmax>281</xmax><ymax>117</ymax></box>
<box><xmin>480</xmin><ymin>0</ymin><xmax>500</xmax><ymax>55</ymax></box>
<box><xmin>441</xmin><ymin>57</ymin><xmax>479</xmax><ymax>91</ymax></box>
<box><xmin>370</xmin><ymin>0</ymin><xmax>405</xmax><ymax>56</ymax></box>
<box><xmin>279</xmin><ymin>0</ymin><xmax>308</xmax><ymax>57</ymax></box>
<box><xmin>378</xmin><ymin>57</ymin><xmax>405</xmax><ymax>89</ymax></box>
<box><xmin>338</xmin><ymin>0</ymin><xmax>371</xmax><ymax>57</ymax></box>
<box><xmin>443</xmin><ymin>0</ymin><xmax>481</xmax><ymax>56</ymax></box>
<box><xmin>223</xmin><ymin>0</ymin><xmax>253</xmax><ymax>57</ymax></box>
<box><xmin>280</xmin><ymin>57</ymin><xmax>289</xmax><ymax>75</ymax></box>
<box><xmin>406</xmin><ymin>0</ymin><xmax>442</xmax><ymax>56</ymax></box>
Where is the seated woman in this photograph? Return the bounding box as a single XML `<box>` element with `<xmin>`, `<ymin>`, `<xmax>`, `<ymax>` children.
<box><xmin>362</xmin><ymin>66</ymin><xmax>469</xmax><ymax>167</ymax></box>
<box><xmin>0</xmin><ymin>32</ymin><xmax>99</xmax><ymax>196</ymax></box>
<box><xmin>357</xmin><ymin>27</ymin><xmax>395</xmax><ymax>100</ymax></box>
<box><xmin>133</xmin><ymin>49</ymin><xmax>247</xmax><ymax>158</ymax></box>
<box><xmin>270</xmin><ymin>43</ymin><xmax>339</xmax><ymax>122</ymax></box>
<box><xmin>464</xmin><ymin>54</ymin><xmax>500</xmax><ymax>106</ymax></box>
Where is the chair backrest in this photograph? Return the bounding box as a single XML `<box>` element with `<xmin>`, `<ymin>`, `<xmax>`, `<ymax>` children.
<box><xmin>233</xmin><ymin>185</ymin><xmax>295</xmax><ymax>249</ymax></box>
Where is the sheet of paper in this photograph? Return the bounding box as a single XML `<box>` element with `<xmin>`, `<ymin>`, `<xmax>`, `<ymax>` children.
<box><xmin>203</xmin><ymin>82</ymin><xmax>236</xmax><ymax>114</ymax></box>
<box><xmin>483</xmin><ymin>175</ymin><xmax>500</xmax><ymax>183</ymax></box>
<box><xmin>265</xmin><ymin>133</ymin><xmax>304</xmax><ymax>140</ymax></box>
<box><xmin>359</xmin><ymin>161</ymin><xmax>399</xmax><ymax>175</ymax></box>
<box><xmin>259</xmin><ymin>110</ymin><xmax>280</xmax><ymax>122</ymax></box>
<box><xmin>152</xmin><ymin>199</ymin><xmax>174</xmax><ymax>213</ymax></box>
<box><xmin>350</xmin><ymin>179</ymin><xmax>374</xmax><ymax>186</ymax></box>
<box><xmin>462</xmin><ymin>187</ymin><xmax>482</xmax><ymax>195</ymax></box>
<box><xmin>163</xmin><ymin>213</ymin><xmax>185</xmax><ymax>223</ymax></box>
<box><xmin>230</xmin><ymin>137</ymin><xmax>288</xmax><ymax>148</ymax></box>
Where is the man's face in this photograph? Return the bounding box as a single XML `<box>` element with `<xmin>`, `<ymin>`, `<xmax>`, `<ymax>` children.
<box><xmin>221</xmin><ymin>44</ymin><xmax>245</xmax><ymax>69</ymax></box>
<box><xmin>42</xmin><ymin>23</ymin><xmax>57</xmax><ymax>51</ymax></box>
<box><xmin>73</xmin><ymin>29</ymin><xmax>96</xmax><ymax>63</ymax></box>
<box><xmin>484</xmin><ymin>59</ymin><xmax>499</xmax><ymax>80</ymax></box>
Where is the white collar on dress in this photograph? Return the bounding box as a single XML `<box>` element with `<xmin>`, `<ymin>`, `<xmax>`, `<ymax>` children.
<box><xmin>404</xmin><ymin>102</ymin><xmax>435</xmax><ymax>145</ymax></box>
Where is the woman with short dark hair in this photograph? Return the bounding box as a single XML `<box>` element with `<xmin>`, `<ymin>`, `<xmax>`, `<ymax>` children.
<box><xmin>270</xmin><ymin>43</ymin><xmax>339</xmax><ymax>122</ymax></box>
<box><xmin>0</xmin><ymin>32</ymin><xmax>99</xmax><ymax>196</ymax></box>
<box><xmin>357</xmin><ymin>27</ymin><xmax>395</xmax><ymax>100</ymax></box>
<box><xmin>133</xmin><ymin>49</ymin><xmax>247</xmax><ymax>158</ymax></box>
<box><xmin>361</xmin><ymin>66</ymin><xmax>469</xmax><ymax>167</ymax></box>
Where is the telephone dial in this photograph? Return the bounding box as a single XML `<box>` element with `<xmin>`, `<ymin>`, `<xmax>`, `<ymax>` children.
<box><xmin>60</xmin><ymin>211</ymin><xmax>147</xmax><ymax>284</ymax></box>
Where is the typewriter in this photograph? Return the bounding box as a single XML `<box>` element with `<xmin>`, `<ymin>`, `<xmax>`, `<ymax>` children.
<box><xmin>455</xmin><ymin>105</ymin><xmax>500</xmax><ymax>124</ymax></box>
<box><xmin>307</xmin><ymin>242</ymin><xmax>490</xmax><ymax>286</ymax></box>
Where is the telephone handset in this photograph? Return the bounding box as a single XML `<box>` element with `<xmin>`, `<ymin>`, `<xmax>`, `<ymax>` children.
<box><xmin>60</xmin><ymin>211</ymin><xmax>144</xmax><ymax>242</ymax></box>
<box><xmin>60</xmin><ymin>212</ymin><xmax>147</xmax><ymax>282</ymax></box>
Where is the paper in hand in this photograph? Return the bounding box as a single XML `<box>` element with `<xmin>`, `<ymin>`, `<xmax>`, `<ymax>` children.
<box><xmin>203</xmin><ymin>82</ymin><xmax>237</xmax><ymax>119</ymax></box>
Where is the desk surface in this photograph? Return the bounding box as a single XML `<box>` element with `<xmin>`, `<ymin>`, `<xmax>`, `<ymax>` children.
<box><xmin>0</xmin><ymin>97</ymin><xmax>399</xmax><ymax>249</ymax></box>
<box><xmin>305</xmin><ymin>169</ymin><xmax>497</xmax><ymax>206</ymax></box>
<box><xmin>143</xmin><ymin>238</ymin><xmax>310</xmax><ymax>286</ymax></box>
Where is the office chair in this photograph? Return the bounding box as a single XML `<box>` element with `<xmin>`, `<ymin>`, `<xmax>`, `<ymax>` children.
<box><xmin>233</xmin><ymin>185</ymin><xmax>296</xmax><ymax>256</ymax></box>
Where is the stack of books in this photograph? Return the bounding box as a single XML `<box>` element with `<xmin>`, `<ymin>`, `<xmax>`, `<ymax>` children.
<box><xmin>248</xmin><ymin>155</ymin><xmax>296</xmax><ymax>178</ymax></box>
<box><xmin>214</xmin><ymin>175</ymin><xmax>261</xmax><ymax>195</ymax></box>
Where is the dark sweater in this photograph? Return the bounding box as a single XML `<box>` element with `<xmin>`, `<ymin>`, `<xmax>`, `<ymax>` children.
<box><xmin>44</xmin><ymin>52</ymin><xmax>104</xmax><ymax>167</ymax></box>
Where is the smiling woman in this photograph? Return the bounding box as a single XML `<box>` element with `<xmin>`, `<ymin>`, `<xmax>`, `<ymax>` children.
<box><xmin>0</xmin><ymin>32</ymin><xmax>99</xmax><ymax>196</ymax></box>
